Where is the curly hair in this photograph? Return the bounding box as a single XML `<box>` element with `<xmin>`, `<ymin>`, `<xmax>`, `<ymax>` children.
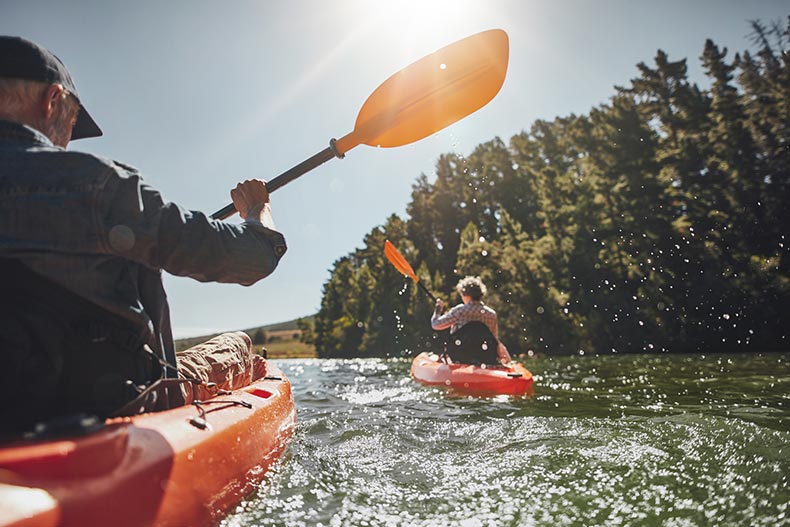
<box><xmin>455</xmin><ymin>276</ymin><xmax>486</xmax><ymax>300</ymax></box>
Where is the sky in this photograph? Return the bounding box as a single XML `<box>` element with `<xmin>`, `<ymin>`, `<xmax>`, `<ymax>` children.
<box><xmin>2</xmin><ymin>0</ymin><xmax>788</xmax><ymax>339</ymax></box>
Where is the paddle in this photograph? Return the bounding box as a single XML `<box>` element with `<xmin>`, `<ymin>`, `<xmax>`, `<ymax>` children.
<box><xmin>211</xmin><ymin>29</ymin><xmax>509</xmax><ymax>220</ymax></box>
<box><xmin>384</xmin><ymin>240</ymin><xmax>437</xmax><ymax>301</ymax></box>
<box><xmin>385</xmin><ymin>240</ymin><xmax>450</xmax><ymax>364</ymax></box>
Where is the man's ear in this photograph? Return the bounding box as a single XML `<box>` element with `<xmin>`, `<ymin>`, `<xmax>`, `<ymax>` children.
<box><xmin>41</xmin><ymin>83</ymin><xmax>66</xmax><ymax>119</ymax></box>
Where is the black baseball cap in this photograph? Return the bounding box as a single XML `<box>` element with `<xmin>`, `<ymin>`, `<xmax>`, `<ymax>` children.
<box><xmin>0</xmin><ymin>36</ymin><xmax>102</xmax><ymax>140</ymax></box>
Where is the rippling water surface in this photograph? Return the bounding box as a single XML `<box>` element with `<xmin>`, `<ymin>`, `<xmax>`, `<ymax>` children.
<box><xmin>222</xmin><ymin>353</ymin><xmax>790</xmax><ymax>527</ymax></box>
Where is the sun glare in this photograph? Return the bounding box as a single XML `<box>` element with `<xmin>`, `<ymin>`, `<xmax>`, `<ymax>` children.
<box><xmin>355</xmin><ymin>0</ymin><xmax>494</xmax><ymax>62</ymax></box>
<box><xmin>233</xmin><ymin>0</ymin><xmax>498</xmax><ymax>162</ymax></box>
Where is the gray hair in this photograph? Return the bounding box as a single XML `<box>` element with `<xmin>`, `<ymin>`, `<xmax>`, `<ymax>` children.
<box><xmin>456</xmin><ymin>276</ymin><xmax>487</xmax><ymax>300</ymax></box>
<box><xmin>0</xmin><ymin>78</ymin><xmax>47</xmax><ymax>116</ymax></box>
<box><xmin>0</xmin><ymin>78</ymin><xmax>79</xmax><ymax>146</ymax></box>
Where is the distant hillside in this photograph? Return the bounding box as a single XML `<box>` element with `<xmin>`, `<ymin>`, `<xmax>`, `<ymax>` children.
<box><xmin>253</xmin><ymin>318</ymin><xmax>305</xmax><ymax>332</ymax></box>
<box><xmin>175</xmin><ymin>315</ymin><xmax>316</xmax><ymax>359</ymax></box>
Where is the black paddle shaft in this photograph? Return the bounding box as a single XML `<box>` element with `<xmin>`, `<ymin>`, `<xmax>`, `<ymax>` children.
<box><xmin>211</xmin><ymin>139</ymin><xmax>343</xmax><ymax>220</ymax></box>
<box><xmin>417</xmin><ymin>280</ymin><xmax>437</xmax><ymax>301</ymax></box>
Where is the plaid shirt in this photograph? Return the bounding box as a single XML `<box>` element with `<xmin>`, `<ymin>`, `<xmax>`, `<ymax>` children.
<box><xmin>431</xmin><ymin>300</ymin><xmax>499</xmax><ymax>336</ymax></box>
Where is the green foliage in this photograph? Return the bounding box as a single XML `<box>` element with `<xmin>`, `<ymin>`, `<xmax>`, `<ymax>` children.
<box><xmin>252</xmin><ymin>328</ymin><xmax>267</xmax><ymax>344</ymax></box>
<box><xmin>312</xmin><ymin>17</ymin><xmax>790</xmax><ymax>357</ymax></box>
<box><xmin>296</xmin><ymin>317</ymin><xmax>315</xmax><ymax>345</ymax></box>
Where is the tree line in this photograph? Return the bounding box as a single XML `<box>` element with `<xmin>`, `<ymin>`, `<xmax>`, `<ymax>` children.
<box><xmin>300</xmin><ymin>18</ymin><xmax>789</xmax><ymax>358</ymax></box>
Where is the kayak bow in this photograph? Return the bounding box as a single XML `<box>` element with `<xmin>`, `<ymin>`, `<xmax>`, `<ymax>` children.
<box><xmin>0</xmin><ymin>361</ymin><xmax>295</xmax><ymax>527</ymax></box>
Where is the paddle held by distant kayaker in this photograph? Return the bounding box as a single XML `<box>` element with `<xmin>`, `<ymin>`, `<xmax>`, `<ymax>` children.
<box><xmin>0</xmin><ymin>36</ymin><xmax>287</xmax><ymax>434</ymax></box>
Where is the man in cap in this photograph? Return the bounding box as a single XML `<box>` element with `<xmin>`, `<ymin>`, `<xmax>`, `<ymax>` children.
<box><xmin>0</xmin><ymin>36</ymin><xmax>287</xmax><ymax>433</ymax></box>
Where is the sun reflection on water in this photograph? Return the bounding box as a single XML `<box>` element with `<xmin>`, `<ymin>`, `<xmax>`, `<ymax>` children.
<box><xmin>223</xmin><ymin>353</ymin><xmax>790</xmax><ymax>527</ymax></box>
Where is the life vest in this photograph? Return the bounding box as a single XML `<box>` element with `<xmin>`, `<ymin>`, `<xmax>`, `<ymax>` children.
<box><xmin>444</xmin><ymin>321</ymin><xmax>500</xmax><ymax>365</ymax></box>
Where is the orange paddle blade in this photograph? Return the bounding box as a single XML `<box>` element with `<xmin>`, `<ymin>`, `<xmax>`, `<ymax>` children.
<box><xmin>334</xmin><ymin>29</ymin><xmax>509</xmax><ymax>154</ymax></box>
<box><xmin>384</xmin><ymin>240</ymin><xmax>419</xmax><ymax>283</ymax></box>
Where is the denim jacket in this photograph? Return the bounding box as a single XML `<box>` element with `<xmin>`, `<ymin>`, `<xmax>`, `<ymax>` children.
<box><xmin>0</xmin><ymin>120</ymin><xmax>287</xmax><ymax>372</ymax></box>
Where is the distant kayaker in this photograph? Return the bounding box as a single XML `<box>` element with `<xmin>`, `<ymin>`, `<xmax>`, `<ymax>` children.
<box><xmin>0</xmin><ymin>36</ymin><xmax>287</xmax><ymax>433</ymax></box>
<box><xmin>431</xmin><ymin>276</ymin><xmax>512</xmax><ymax>365</ymax></box>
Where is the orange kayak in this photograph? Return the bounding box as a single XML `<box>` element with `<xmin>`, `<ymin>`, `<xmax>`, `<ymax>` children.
<box><xmin>411</xmin><ymin>352</ymin><xmax>534</xmax><ymax>395</ymax></box>
<box><xmin>0</xmin><ymin>361</ymin><xmax>295</xmax><ymax>527</ymax></box>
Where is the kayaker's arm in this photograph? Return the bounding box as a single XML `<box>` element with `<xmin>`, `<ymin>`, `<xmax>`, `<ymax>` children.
<box><xmin>497</xmin><ymin>341</ymin><xmax>512</xmax><ymax>365</ymax></box>
<box><xmin>490</xmin><ymin>317</ymin><xmax>500</xmax><ymax>338</ymax></box>
<box><xmin>95</xmin><ymin>164</ymin><xmax>287</xmax><ymax>286</ymax></box>
<box><xmin>488</xmin><ymin>313</ymin><xmax>513</xmax><ymax>364</ymax></box>
<box><xmin>431</xmin><ymin>302</ymin><xmax>460</xmax><ymax>331</ymax></box>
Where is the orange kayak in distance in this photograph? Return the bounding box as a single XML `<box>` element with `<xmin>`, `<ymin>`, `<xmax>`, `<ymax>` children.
<box><xmin>410</xmin><ymin>352</ymin><xmax>534</xmax><ymax>396</ymax></box>
<box><xmin>0</xmin><ymin>361</ymin><xmax>295</xmax><ymax>527</ymax></box>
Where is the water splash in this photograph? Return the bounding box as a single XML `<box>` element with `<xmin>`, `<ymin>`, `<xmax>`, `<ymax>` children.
<box><xmin>223</xmin><ymin>354</ymin><xmax>790</xmax><ymax>527</ymax></box>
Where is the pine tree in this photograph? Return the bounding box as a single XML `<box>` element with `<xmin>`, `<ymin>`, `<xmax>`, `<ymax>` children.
<box><xmin>310</xmin><ymin>18</ymin><xmax>789</xmax><ymax>357</ymax></box>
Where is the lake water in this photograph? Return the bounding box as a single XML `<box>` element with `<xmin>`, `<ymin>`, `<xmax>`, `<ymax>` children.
<box><xmin>221</xmin><ymin>353</ymin><xmax>790</xmax><ymax>527</ymax></box>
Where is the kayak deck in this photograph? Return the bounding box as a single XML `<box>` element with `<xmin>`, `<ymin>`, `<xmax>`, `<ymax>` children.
<box><xmin>411</xmin><ymin>352</ymin><xmax>534</xmax><ymax>396</ymax></box>
<box><xmin>0</xmin><ymin>361</ymin><xmax>295</xmax><ymax>527</ymax></box>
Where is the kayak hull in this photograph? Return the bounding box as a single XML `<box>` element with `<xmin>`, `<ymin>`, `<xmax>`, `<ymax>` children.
<box><xmin>410</xmin><ymin>352</ymin><xmax>534</xmax><ymax>396</ymax></box>
<box><xmin>0</xmin><ymin>361</ymin><xmax>295</xmax><ymax>527</ymax></box>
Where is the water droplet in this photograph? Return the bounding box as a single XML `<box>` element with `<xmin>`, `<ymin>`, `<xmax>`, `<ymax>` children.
<box><xmin>109</xmin><ymin>225</ymin><xmax>135</xmax><ymax>252</ymax></box>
